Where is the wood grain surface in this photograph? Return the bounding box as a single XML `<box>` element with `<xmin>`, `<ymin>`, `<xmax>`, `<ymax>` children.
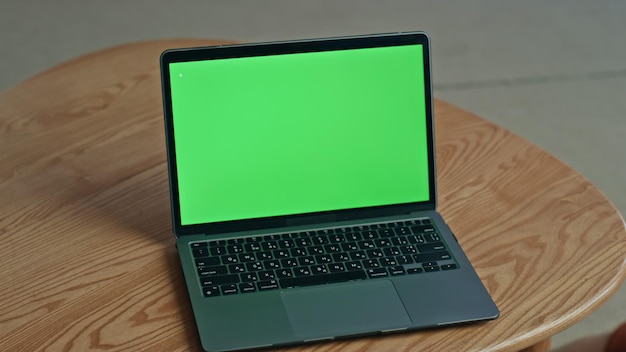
<box><xmin>1</xmin><ymin>39</ymin><xmax>624</xmax><ymax>352</ymax></box>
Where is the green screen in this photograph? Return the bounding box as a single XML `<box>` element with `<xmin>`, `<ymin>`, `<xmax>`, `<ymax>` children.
<box><xmin>169</xmin><ymin>44</ymin><xmax>430</xmax><ymax>225</ymax></box>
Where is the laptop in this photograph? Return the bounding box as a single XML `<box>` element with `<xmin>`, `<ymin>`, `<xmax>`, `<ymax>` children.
<box><xmin>160</xmin><ymin>31</ymin><xmax>499</xmax><ymax>351</ymax></box>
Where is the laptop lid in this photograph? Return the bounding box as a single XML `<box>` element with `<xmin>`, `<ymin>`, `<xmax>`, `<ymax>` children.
<box><xmin>160</xmin><ymin>32</ymin><xmax>436</xmax><ymax>237</ymax></box>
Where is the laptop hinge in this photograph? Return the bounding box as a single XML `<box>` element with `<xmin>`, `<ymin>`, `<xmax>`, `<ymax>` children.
<box><xmin>286</xmin><ymin>214</ymin><xmax>336</xmax><ymax>227</ymax></box>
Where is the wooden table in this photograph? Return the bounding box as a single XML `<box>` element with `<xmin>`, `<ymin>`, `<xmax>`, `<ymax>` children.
<box><xmin>1</xmin><ymin>39</ymin><xmax>625</xmax><ymax>352</ymax></box>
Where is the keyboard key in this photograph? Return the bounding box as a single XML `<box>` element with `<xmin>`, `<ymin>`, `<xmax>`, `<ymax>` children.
<box><xmin>257</xmin><ymin>251</ymin><xmax>273</xmax><ymax>260</ymax></box>
<box><xmin>358</xmin><ymin>240</ymin><xmax>375</xmax><ymax>249</ymax></box>
<box><xmin>263</xmin><ymin>260</ymin><xmax>280</xmax><ymax>270</ymax></box>
<box><xmin>367</xmin><ymin>268</ymin><xmax>388</xmax><ymax>278</ymax></box>
<box><xmin>400</xmin><ymin>245</ymin><xmax>417</xmax><ymax>254</ymax></box>
<box><xmin>273</xmin><ymin>249</ymin><xmax>290</xmax><ymax>258</ymax></box>
<box><xmin>257</xmin><ymin>279</ymin><xmax>279</xmax><ymax>291</ymax></box>
<box><xmin>388</xmin><ymin>221</ymin><xmax>403</xmax><ymax>228</ymax></box>
<box><xmin>267</xmin><ymin>234</ymin><xmax>281</xmax><ymax>241</ymax></box>
<box><xmin>407</xmin><ymin>267</ymin><xmax>424</xmax><ymax>274</ymax></box>
<box><xmin>209</xmin><ymin>246</ymin><xmax>226</xmax><ymax>256</ymax></box>
<box><xmin>328</xmin><ymin>263</ymin><xmax>346</xmax><ymax>272</ymax></box>
<box><xmin>280</xmin><ymin>270</ymin><xmax>366</xmax><ymax>288</ymax></box>
<box><xmin>201</xmin><ymin>274</ymin><xmax>239</xmax><ymax>286</ymax></box>
<box><xmin>280</xmin><ymin>258</ymin><xmax>298</xmax><ymax>267</ymax></box>
<box><xmin>298</xmin><ymin>256</ymin><xmax>315</xmax><ymax>266</ymax></box>
<box><xmin>245</xmin><ymin>261</ymin><xmax>263</xmax><ymax>271</ymax></box>
<box><xmin>220</xmin><ymin>284</ymin><xmax>239</xmax><ymax>295</ymax></box>
<box><xmin>424</xmin><ymin>265</ymin><xmax>440</xmax><ymax>272</ymax></box>
<box><xmin>195</xmin><ymin>257</ymin><xmax>220</xmax><ymax>267</ymax></box>
<box><xmin>349</xmin><ymin>251</ymin><xmax>367</xmax><ymax>260</ymax></box>
<box><xmin>198</xmin><ymin>265</ymin><xmax>227</xmax><ymax>276</ymax></box>
<box><xmin>278</xmin><ymin>239</ymin><xmax>294</xmax><ymax>248</ymax></box>
<box><xmin>371</xmin><ymin>223</ymin><xmax>387</xmax><ymax>230</ymax></box>
<box><xmin>366</xmin><ymin>249</ymin><xmax>384</xmax><ymax>258</ymax></box>
<box><xmin>221</xmin><ymin>255</ymin><xmax>238</xmax><ymax>264</ymax></box>
<box><xmin>258</xmin><ymin>271</ymin><xmax>275</xmax><ymax>280</ymax></box>
<box><xmin>227</xmin><ymin>238</ymin><xmax>244</xmax><ymax>245</ymax></box>
<box><xmin>315</xmin><ymin>254</ymin><xmax>333</xmax><ymax>264</ymax></box>
<box><xmin>311</xmin><ymin>264</ymin><xmax>328</xmax><ymax>274</ymax></box>
<box><xmin>408</xmin><ymin>234</ymin><xmax>426</xmax><ymax>244</ymax></box>
<box><xmin>294</xmin><ymin>267</ymin><xmax>312</xmax><ymax>276</ymax></box>
<box><xmin>395</xmin><ymin>227</ymin><xmax>411</xmax><ymax>236</ymax></box>
<box><xmin>311</xmin><ymin>236</ymin><xmax>328</xmax><ymax>245</ymax></box>
<box><xmin>341</xmin><ymin>242</ymin><xmax>358</xmax><ymax>251</ymax></box>
<box><xmin>238</xmin><ymin>253</ymin><xmax>256</xmax><ymax>262</ymax></box>
<box><xmin>425</xmin><ymin>232</ymin><xmax>441</xmax><ymax>242</ymax></box>
<box><xmin>332</xmin><ymin>253</ymin><xmax>350</xmax><ymax>262</ymax></box>
<box><xmin>324</xmin><ymin>244</ymin><xmax>341</xmax><ymax>253</ymax></box>
<box><xmin>228</xmin><ymin>264</ymin><xmax>246</xmax><ymax>273</ymax></box>
<box><xmin>345</xmin><ymin>261</ymin><xmax>363</xmax><ymax>271</ymax></box>
<box><xmin>309</xmin><ymin>246</ymin><xmax>324</xmax><ymax>255</ymax></box>
<box><xmin>318</xmin><ymin>229</ymin><xmax>334</xmax><ymax>236</ymax></box>
<box><xmin>414</xmin><ymin>251</ymin><xmax>451</xmax><ymax>263</ymax></box>
<box><xmin>226</xmin><ymin>245</ymin><xmax>243</xmax><ymax>254</ymax></box>
<box><xmin>363</xmin><ymin>259</ymin><xmax>380</xmax><ymax>268</ymax></box>
<box><xmin>396</xmin><ymin>255</ymin><xmax>414</xmax><ymax>265</ymax></box>
<box><xmin>192</xmin><ymin>248</ymin><xmax>208</xmax><ymax>257</ymax></box>
<box><xmin>239</xmin><ymin>282</ymin><xmax>257</xmax><ymax>293</ymax></box>
<box><xmin>352</xmin><ymin>225</ymin><xmax>369</xmax><ymax>232</ymax></box>
<box><xmin>417</xmin><ymin>242</ymin><xmax>446</xmax><ymax>253</ymax></box>
<box><xmin>382</xmin><ymin>247</ymin><xmax>401</xmax><ymax>256</ymax></box>
<box><xmin>374</xmin><ymin>238</ymin><xmax>392</xmax><ymax>247</ymax></box>
<box><xmin>244</xmin><ymin>243</ymin><xmax>261</xmax><ymax>252</ymax></box>
<box><xmin>291</xmin><ymin>248</ymin><xmax>308</xmax><ymax>257</ymax></box>
<box><xmin>295</xmin><ymin>238</ymin><xmax>311</xmax><ymax>247</ymax></box>
<box><xmin>345</xmin><ymin>232</ymin><xmax>361</xmax><ymax>241</ymax></box>
<box><xmin>441</xmin><ymin>264</ymin><xmax>458</xmax><ymax>271</ymax></box>
<box><xmin>411</xmin><ymin>225</ymin><xmax>435</xmax><ymax>234</ymax></box>
<box><xmin>202</xmin><ymin>286</ymin><xmax>220</xmax><ymax>297</ymax></box>
<box><xmin>261</xmin><ymin>242</ymin><xmax>278</xmax><ymax>251</ymax></box>
<box><xmin>363</xmin><ymin>230</ymin><xmax>378</xmax><ymax>239</ymax></box>
<box><xmin>329</xmin><ymin>234</ymin><xmax>345</xmax><ymax>243</ymax></box>
<box><xmin>245</xmin><ymin>236</ymin><xmax>262</xmax><ymax>243</ymax></box>
<box><xmin>282</xmin><ymin>232</ymin><xmax>299</xmax><ymax>239</ymax></box>
<box><xmin>381</xmin><ymin>257</ymin><xmax>398</xmax><ymax>267</ymax></box>
<box><xmin>379</xmin><ymin>229</ymin><xmax>394</xmax><ymax>237</ymax></box>
<box><xmin>191</xmin><ymin>242</ymin><xmax>208</xmax><ymax>249</ymax></box>
<box><xmin>209</xmin><ymin>240</ymin><xmax>225</xmax><ymax>246</ymax></box>
<box><xmin>422</xmin><ymin>219</ymin><xmax>432</xmax><ymax>224</ymax></box>
<box><xmin>240</xmin><ymin>273</ymin><xmax>258</xmax><ymax>282</ymax></box>
<box><xmin>389</xmin><ymin>266</ymin><xmax>405</xmax><ymax>276</ymax></box>
<box><xmin>276</xmin><ymin>269</ymin><xmax>294</xmax><ymax>279</ymax></box>
<box><xmin>391</xmin><ymin>237</ymin><xmax>408</xmax><ymax>246</ymax></box>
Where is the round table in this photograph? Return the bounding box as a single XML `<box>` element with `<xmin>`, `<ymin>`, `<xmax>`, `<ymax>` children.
<box><xmin>0</xmin><ymin>39</ymin><xmax>624</xmax><ymax>352</ymax></box>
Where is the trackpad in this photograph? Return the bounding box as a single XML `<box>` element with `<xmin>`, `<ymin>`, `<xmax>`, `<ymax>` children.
<box><xmin>281</xmin><ymin>280</ymin><xmax>411</xmax><ymax>339</ymax></box>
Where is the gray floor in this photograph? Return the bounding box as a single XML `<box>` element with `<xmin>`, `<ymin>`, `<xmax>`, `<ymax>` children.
<box><xmin>2</xmin><ymin>1</ymin><xmax>624</xmax><ymax>349</ymax></box>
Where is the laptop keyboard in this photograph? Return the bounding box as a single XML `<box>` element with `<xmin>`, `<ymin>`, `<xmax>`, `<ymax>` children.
<box><xmin>190</xmin><ymin>218</ymin><xmax>458</xmax><ymax>297</ymax></box>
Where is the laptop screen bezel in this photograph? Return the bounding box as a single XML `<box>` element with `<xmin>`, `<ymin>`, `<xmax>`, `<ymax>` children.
<box><xmin>160</xmin><ymin>32</ymin><xmax>437</xmax><ymax>237</ymax></box>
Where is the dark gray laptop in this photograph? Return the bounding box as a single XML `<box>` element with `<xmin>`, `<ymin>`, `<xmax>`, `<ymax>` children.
<box><xmin>160</xmin><ymin>31</ymin><xmax>499</xmax><ymax>352</ymax></box>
